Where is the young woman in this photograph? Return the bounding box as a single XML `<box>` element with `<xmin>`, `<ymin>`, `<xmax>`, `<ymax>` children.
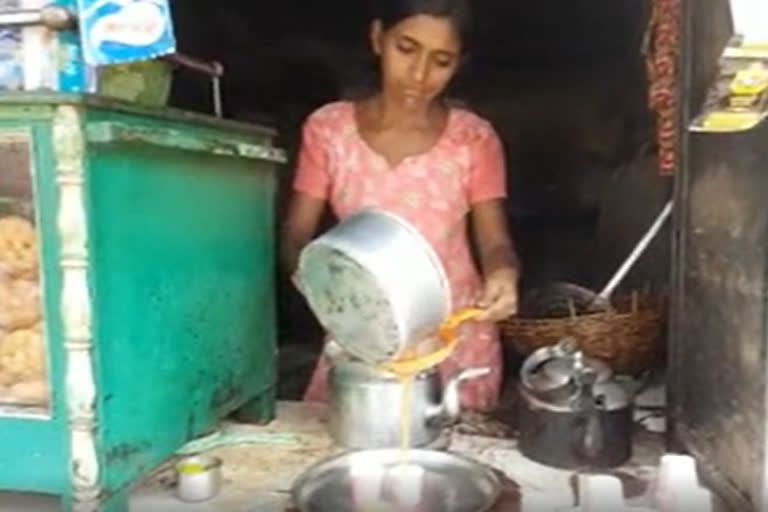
<box><xmin>280</xmin><ymin>0</ymin><xmax>521</xmax><ymax>412</ymax></box>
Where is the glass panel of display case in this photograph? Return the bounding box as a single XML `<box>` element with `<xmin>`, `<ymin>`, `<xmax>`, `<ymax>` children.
<box><xmin>0</xmin><ymin>130</ymin><xmax>50</xmax><ymax>415</ymax></box>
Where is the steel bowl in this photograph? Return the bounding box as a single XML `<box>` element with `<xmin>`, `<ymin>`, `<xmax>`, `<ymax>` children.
<box><xmin>175</xmin><ymin>455</ymin><xmax>223</xmax><ymax>502</ymax></box>
<box><xmin>291</xmin><ymin>449</ymin><xmax>500</xmax><ymax>512</ymax></box>
<box><xmin>297</xmin><ymin>209</ymin><xmax>451</xmax><ymax>365</ymax></box>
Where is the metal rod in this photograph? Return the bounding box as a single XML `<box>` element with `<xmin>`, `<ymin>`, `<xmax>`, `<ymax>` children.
<box><xmin>163</xmin><ymin>53</ymin><xmax>224</xmax><ymax>78</ymax></box>
<box><xmin>0</xmin><ymin>6</ymin><xmax>75</xmax><ymax>30</ymax></box>
<box><xmin>596</xmin><ymin>199</ymin><xmax>674</xmax><ymax>301</ymax></box>
<box><xmin>0</xmin><ymin>9</ymin><xmax>41</xmax><ymax>26</ymax></box>
<box><xmin>162</xmin><ymin>53</ymin><xmax>225</xmax><ymax>118</ymax></box>
<box><xmin>212</xmin><ymin>75</ymin><xmax>222</xmax><ymax>118</ymax></box>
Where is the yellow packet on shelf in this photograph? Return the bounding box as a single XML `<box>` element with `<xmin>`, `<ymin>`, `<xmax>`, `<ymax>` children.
<box><xmin>730</xmin><ymin>64</ymin><xmax>768</xmax><ymax>96</ymax></box>
<box><xmin>700</xmin><ymin>111</ymin><xmax>762</xmax><ymax>131</ymax></box>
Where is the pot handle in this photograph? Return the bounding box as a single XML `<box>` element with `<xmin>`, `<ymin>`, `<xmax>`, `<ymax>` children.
<box><xmin>439</xmin><ymin>308</ymin><xmax>484</xmax><ymax>341</ymax></box>
<box><xmin>426</xmin><ymin>366</ymin><xmax>491</xmax><ymax>428</ymax></box>
<box><xmin>384</xmin><ymin>308</ymin><xmax>485</xmax><ymax>376</ymax></box>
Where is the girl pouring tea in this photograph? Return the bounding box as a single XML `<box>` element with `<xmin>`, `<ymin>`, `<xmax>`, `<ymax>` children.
<box><xmin>281</xmin><ymin>0</ymin><xmax>521</xmax><ymax>412</ymax></box>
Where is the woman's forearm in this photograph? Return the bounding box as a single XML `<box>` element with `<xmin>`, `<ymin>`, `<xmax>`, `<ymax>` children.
<box><xmin>279</xmin><ymin>230</ymin><xmax>311</xmax><ymax>276</ymax></box>
<box><xmin>471</xmin><ymin>199</ymin><xmax>522</xmax><ymax>278</ymax></box>
<box><xmin>472</xmin><ymin>200</ymin><xmax>522</xmax><ymax>320</ymax></box>
<box><xmin>279</xmin><ymin>192</ymin><xmax>327</xmax><ymax>276</ymax></box>
<box><xmin>479</xmin><ymin>240</ymin><xmax>521</xmax><ymax>278</ymax></box>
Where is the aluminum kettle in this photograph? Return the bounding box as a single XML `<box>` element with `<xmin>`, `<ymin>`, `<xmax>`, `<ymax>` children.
<box><xmin>518</xmin><ymin>339</ymin><xmax>634</xmax><ymax>469</ymax></box>
<box><xmin>327</xmin><ymin>347</ymin><xmax>490</xmax><ymax>449</ymax></box>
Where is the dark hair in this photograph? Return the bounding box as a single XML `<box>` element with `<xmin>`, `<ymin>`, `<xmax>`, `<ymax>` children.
<box><xmin>371</xmin><ymin>0</ymin><xmax>473</xmax><ymax>50</ymax></box>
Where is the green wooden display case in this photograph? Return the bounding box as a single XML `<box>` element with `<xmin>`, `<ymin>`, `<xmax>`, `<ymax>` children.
<box><xmin>0</xmin><ymin>93</ymin><xmax>285</xmax><ymax>511</ymax></box>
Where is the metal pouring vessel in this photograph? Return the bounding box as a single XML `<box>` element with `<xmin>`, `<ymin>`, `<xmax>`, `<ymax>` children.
<box><xmin>297</xmin><ymin>209</ymin><xmax>479</xmax><ymax>365</ymax></box>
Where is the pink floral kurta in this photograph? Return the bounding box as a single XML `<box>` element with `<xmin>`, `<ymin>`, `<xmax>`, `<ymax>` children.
<box><xmin>293</xmin><ymin>101</ymin><xmax>506</xmax><ymax>412</ymax></box>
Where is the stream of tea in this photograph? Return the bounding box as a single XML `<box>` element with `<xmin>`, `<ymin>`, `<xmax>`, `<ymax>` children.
<box><xmin>378</xmin><ymin>309</ymin><xmax>478</xmax><ymax>459</ymax></box>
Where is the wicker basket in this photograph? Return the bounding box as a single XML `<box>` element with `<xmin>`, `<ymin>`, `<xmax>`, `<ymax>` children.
<box><xmin>500</xmin><ymin>291</ymin><xmax>667</xmax><ymax>375</ymax></box>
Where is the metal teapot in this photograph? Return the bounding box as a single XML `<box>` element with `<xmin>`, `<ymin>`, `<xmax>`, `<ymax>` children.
<box><xmin>326</xmin><ymin>342</ymin><xmax>490</xmax><ymax>448</ymax></box>
<box><xmin>518</xmin><ymin>339</ymin><xmax>634</xmax><ymax>469</ymax></box>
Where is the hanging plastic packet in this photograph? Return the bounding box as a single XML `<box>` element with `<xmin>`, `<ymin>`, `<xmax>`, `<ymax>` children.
<box><xmin>76</xmin><ymin>0</ymin><xmax>176</xmax><ymax>66</ymax></box>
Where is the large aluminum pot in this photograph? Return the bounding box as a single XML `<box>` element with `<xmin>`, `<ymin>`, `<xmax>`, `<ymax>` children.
<box><xmin>296</xmin><ymin>209</ymin><xmax>452</xmax><ymax>365</ymax></box>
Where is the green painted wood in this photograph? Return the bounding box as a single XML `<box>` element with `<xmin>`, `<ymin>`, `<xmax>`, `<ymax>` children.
<box><xmin>85</xmin><ymin>121</ymin><xmax>287</xmax><ymax>163</ymax></box>
<box><xmin>0</xmin><ymin>92</ymin><xmax>277</xmax><ymax>138</ymax></box>
<box><xmin>83</xmin><ymin>107</ymin><xmax>279</xmax><ymax>498</ymax></box>
<box><xmin>0</xmin><ymin>105</ymin><xmax>55</xmax><ymax>120</ymax></box>
<box><xmin>0</xmin><ymin>417</ymin><xmax>69</xmax><ymax>493</ymax></box>
<box><xmin>0</xmin><ymin>96</ymin><xmax>282</xmax><ymax>511</ymax></box>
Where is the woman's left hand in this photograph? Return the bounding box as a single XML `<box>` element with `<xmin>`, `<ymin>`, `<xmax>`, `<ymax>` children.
<box><xmin>475</xmin><ymin>267</ymin><xmax>519</xmax><ymax>322</ymax></box>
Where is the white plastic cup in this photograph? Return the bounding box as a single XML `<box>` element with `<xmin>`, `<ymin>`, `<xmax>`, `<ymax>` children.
<box><xmin>175</xmin><ymin>455</ymin><xmax>223</xmax><ymax>502</ymax></box>
<box><xmin>578</xmin><ymin>475</ymin><xmax>625</xmax><ymax>512</ymax></box>
<box><xmin>655</xmin><ymin>454</ymin><xmax>697</xmax><ymax>505</ymax></box>
<box><xmin>389</xmin><ymin>463</ymin><xmax>425</xmax><ymax>508</ymax></box>
<box><xmin>349</xmin><ymin>455</ymin><xmax>385</xmax><ymax>506</ymax></box>
<box><xmin>654</xmin><ymin>454</ymin><xmax>712</xmax><ymax>512</ymax></box>
<box><xmin>659</xmin><ymin>454</ymin><xmax>698</xmax><ymax>487</ymax></box>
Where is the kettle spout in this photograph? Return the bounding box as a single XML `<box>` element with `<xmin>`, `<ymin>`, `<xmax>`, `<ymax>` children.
<box><xmin>429</xmin><ymin>367</ymin><xmax>491</xmax><ymax>426</ymax></box>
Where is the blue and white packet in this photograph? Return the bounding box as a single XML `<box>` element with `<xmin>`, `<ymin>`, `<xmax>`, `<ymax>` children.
<box><xmin>76</xmin><ymin>0</ymin><xmax>175</xmax><ymax>66</ymax></box>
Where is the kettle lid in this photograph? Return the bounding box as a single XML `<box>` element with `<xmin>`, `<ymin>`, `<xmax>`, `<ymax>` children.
<box><xmin>521</xmin><ymin>339</ymin><xmax>612</xmax><ymax>394</ymax></box>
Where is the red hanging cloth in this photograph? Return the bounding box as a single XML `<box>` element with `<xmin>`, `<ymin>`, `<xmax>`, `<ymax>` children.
<box><xmin>644</xmin><ymin>0</ymin><xmax>682</xmax><ymax>175</ymax></box>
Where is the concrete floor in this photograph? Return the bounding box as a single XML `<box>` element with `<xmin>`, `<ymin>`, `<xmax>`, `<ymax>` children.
<box><xmin>0</xmin><ymin>399</ymin><xmax>667</xmax><ymax>512</ymax></box>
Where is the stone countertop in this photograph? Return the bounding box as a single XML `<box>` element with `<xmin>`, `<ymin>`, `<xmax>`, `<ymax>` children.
<box><xmin>130</xmin><ymin>400</ymin><xmax>665</xmax><ymax>512</ymax></box>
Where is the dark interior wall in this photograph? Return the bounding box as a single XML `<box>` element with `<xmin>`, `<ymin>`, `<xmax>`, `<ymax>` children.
<box><xmin>169</xmin><ymin>1</ymin><xmax>652</xmax><ymax>161</ymax></box>
<box><xmin>168</xmin><ymin>1</ymin><xmax>652</xmax><ymax>163</ymax></box>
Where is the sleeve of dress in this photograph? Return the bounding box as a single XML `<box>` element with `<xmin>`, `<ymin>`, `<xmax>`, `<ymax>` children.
<box><xmin>467</xmin><ymin>125</ymin><xmax>507</xmax><ymax>204</ymax></box>
<box><xmin>293</xmin><ymin>114</ymin><xmax>331</xmax><ymax>200</ymax></box>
